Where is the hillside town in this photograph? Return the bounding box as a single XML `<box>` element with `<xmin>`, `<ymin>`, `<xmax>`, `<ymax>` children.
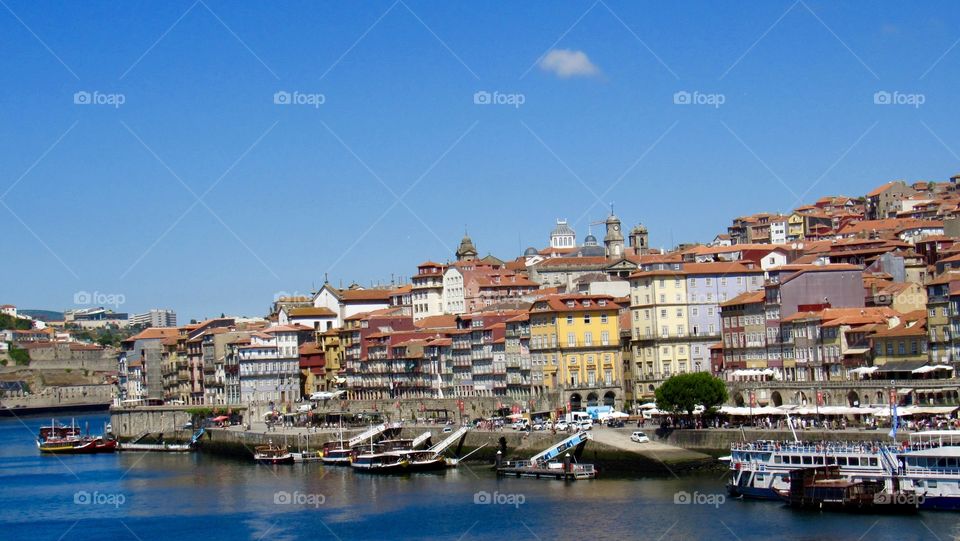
<box><xmin>6</xmin><ymin>177</ymin><xmax>960</xmax><ymax>415</ymax></box>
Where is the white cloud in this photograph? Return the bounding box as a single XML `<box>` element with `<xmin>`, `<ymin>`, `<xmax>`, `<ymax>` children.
<box><xmin>538</xmin><ymin>49</ymin><xmax>600</xmax><ymax>78</ymax></box>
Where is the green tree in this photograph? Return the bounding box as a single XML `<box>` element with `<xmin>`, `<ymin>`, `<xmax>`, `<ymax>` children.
<box><xmin>654</xmin><ymin>372</ymin><xmax>728</xmax><ymax>416</ymax></box>
<box><xmin>8</xmin><ymin>344</ymin><xmax>30</xmax><ymax>366</ymax></box>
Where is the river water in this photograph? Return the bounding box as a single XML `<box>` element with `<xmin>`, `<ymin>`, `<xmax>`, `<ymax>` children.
<box><xmin>2</xmin><ymin>414</ymin><xmax>958</xmax><ymax>541</ymax></box>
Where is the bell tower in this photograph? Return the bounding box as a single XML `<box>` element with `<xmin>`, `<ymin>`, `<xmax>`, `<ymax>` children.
<box><xmin>603</xmin><ymin>205</ymin><xmax>624</xmax><ymax>258</ymax></box>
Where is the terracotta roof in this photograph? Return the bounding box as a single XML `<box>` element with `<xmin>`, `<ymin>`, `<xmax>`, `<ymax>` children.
<box><xmin>720</xmin><ymin>291</ymin><xmax>765</xmax><ymax>307</ymax></box>
<box><xmin>125</xmin><ymin>327</ymin><xmax>180</xmax><ymax>342</ymax></box>
<box><xmin>867</xmin><ymin>181</ymin><xmax>905</xmax><ymax>197</ymax></box>
<box><xmin>265</xmin><ymin>324</ymin><xmax>312</xmax><ymax>333</ymax></box>
<box><xmin>340</xmin><ymin>289</ymin><xmax>393</xmax><ymax>302</ymax></box>
<box><xmin>530</xmin><ymin>294</ymin><xmax>622</xmax><ymax>312</ymax></box>
<box><xmin>287</xmin><ymin>307</ymin><xmax>337</xmax><ymax>318</ymax></box>
<box><xmin>414</xmin><ymin>314</ymin><xmax>459</xmax><ymax>330</ymax></box>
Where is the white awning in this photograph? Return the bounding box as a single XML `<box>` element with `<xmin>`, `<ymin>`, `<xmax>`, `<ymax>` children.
<box><xmin>729</xmin><ymin>369</ymin><xmax>774</xmax><ymax>377</ymax></box>
<box><xmin>913</xmin><ymin>364</ymin><xmax>955</xmax><ymax>374</ymax></box>
<box><xmin>848</xmin><ymin>366</ymin><xmax>879</xmax><ymax>375</ymax></box>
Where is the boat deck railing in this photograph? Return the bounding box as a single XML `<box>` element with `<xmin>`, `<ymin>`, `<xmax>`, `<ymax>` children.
<box><xmin>731</xmin><ymin>440</ymin><xmax>942</xmax><ymax>455</ymax></box>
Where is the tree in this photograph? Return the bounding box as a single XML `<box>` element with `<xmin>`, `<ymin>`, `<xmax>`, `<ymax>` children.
<box><xmin>655</xmin><ymin>372</ymin><xmax>728</xmax><ymax>416</ymax></box>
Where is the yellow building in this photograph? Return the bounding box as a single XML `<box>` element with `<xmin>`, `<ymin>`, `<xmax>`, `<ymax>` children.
<box><xmin>787</xmin><ymin>213</ymin><xmax>805</xmax><ymax>241</ymax></box>
<box><xmin>319</xmin><ymin>327</ymin><xmax>345</xmax><ymax>391</ymax></box>
<box><xmin>629</xmin><ymin>269</ymin><xmax>689</xmax><ymax>380</ymax></box>
<box><xmin>529</xmin><ymin>294</ymin><xmax>623</xmax><ymax>409</ymax></box>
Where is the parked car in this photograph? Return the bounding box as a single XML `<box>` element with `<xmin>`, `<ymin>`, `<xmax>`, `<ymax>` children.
<box><xmin>607</xmin><ymin>419</ymin><xmax>625</xmax><ymax>428</ymax></box>
<box><xmin>631</xmin><ymin>431</ymin><xmax>650</xmax><ymax>443</ymax></box>
<box><xmin>296</xmin><ymin>404</ymin><xmax>314</xmax><ymax>413</ymax></box>
<box><xmin>442</xmin><ymin>426</ymin><xmax>453</xmax><ymax>433</ymax></box>
<box><xmin>577</xmin><ymin>420</ymin><xmax>593</xmax><ymax>431</ymax></box>
<box><xmin>555</xmin><ymin>421</ymin><xmax>569</xmax><ymax>431</ymax></box>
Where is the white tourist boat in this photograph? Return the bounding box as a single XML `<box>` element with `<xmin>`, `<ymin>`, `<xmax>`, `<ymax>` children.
<box><xmin>727</xmin><ymin>430</ymin><xmax>960</xmax><ymax>510</ymax></box>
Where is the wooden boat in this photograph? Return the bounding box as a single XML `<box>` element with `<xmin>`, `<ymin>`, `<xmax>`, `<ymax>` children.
<box><xmin>38</xmin><ymin>436</ymin><xmax>117</xmax><ymax>454</ymax></box>
<box><xmin>292</xmin><ymin>450</ymin><xmax>322</xmax><ymax>463</ymax></box>
<box><xmin>350</xmin><ymin>452</ymin><xmax>409</xmax><ymax>473</ymax></box>
<box><xmin>321</xmin><ymin>441</ymin><xmax>353</xmax><ymax>465</ymax></box>
<box><xmin>777</xmin><ymin>466</ymin><xmax>919</xmax><ymax>514</ymax></box>
<box><xmin>253</xmin><ymin>443</ymin><xmax>294</xmax><ymax>464</ymax></box>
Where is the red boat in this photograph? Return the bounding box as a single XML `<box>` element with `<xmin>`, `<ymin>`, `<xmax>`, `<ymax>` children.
<box><xmin>37</xmin><ymin>418</ymin><xmax>117</xmax><ymax>454</ymax></box>
<box><xmin>38</xmin><ymin>436</ymin><xmax>118</xmax><ymax>454</ymax></box>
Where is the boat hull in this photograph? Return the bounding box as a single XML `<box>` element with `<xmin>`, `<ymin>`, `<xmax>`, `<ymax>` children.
<box><xmin>255</xmin><ymin>455</ymin><xmax>295</xmax><ymax>465</ymax></box>
<box><xmin>39</xmin><ymin>438</ymin><xmax>117</xmax><ymax>454</ymax></box>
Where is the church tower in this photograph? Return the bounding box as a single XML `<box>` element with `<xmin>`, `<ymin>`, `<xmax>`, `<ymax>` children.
<box><xmin>456</xmin><ymin>232</ymin><xmax>478</xmax><ymax>262</ymax></box>
<box><xmin>604</xmin><ymin>210</ymin><xmax>624</xmax><ymax>258</ymax></box>
<box><xmin>629</xmin><ymin>223</ymin><xmax>649</xmax><ymax>255</ymax></box>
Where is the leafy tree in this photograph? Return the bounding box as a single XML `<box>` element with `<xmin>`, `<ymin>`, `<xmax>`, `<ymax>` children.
<box><xmin>8</xmin><ymin>344</ymin><xmax>30</xmax><ymax>366</ymax></box>
<box><xmin>0</xmin><ymin>314</ymin><xmax>32</xmax><ymax>331</ymax></box>
<box><xmin>655</xmin><ymin>372</ymin><xmax>728</xmax><ymax>416</ymax></box>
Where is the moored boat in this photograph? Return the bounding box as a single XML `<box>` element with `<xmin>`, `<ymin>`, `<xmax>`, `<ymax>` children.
<box><xmin>777</xmin><ymin>466</ymin><xmax>920</xmax><ymax>514</ymax></box>
<box><xmin>253</xmin><ymin>442</ymin><xmax>294</xmax><ymax>464</ymax></box>
<box><xmin>38</xmin><ymin>436</ymin><xmax>117</xmax><ymax>454</ymax></box>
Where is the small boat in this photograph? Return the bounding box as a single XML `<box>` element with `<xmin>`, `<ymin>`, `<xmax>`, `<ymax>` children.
<box><xmin>402</xmin><ymin>450</ymin><xmax>448</xmax><ymax>472</ymax></box>
<box><xmin>777</xmin><ymin>466</ymin><xmax>919</xmax><ymax>514</ymax></box>
<box><xmin>292</xmin><ymin>450</ymin><xmax>322</xmax><ymax>463</ymax></box>
<box><xmin>350</xmin><ymin>452</ymin><xmax>409</xmax><ymax>473</ymax></box>
<box><xmin>321</xmin><ymin>440</ymin><xmax>353</xmax><ymax>465</ymax></box>
<box><xmin>253</xmin><ymin>442</ymin><xmax>294</xmax><ymax>464</ymax></box>
<box><xmin>37</xmin><ymin>418</ymin><xmax>116</xmax><ymax>454</ymax></box>
<box><xmin>38</xmin><ymin>436</ymin><xmax>117</xmax><ymax>454</ymax></box>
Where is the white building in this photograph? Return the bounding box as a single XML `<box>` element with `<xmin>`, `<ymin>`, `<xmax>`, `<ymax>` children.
<box><xmin>277</xmin><ymin>306</ymin><xmax>337</xmax><ymax>331</ymax></box>
<box><xmin>411</xmin><ymin>262</ymin><xmax>446</xmax><ymax>321</ymax></box>
<box><xmin>129</xmin><ymin>309</ymin><xmax>177</xmax><ymax>328</ymax></box>
<box><xmin>237</xmin><ymin>327</ymin><xmax>302</xmax><ymax>405</ymax></box>
<box><xmin>443</xmin><ymin>267</ymin><xmax>466</xmax><ymax>314</ymax></box>
<box><xmin>1</xmin><ymin>305</ymin><xmax>16</xmax><ymax>318</ymax></box>
<box><xmin>770</xmin><ymin>218</ymin><xmax>788</xmax><ymax>245</ymax></box>
<box><xmin>312</xmin><ymin>283</ymin><xmax>392</xmax><ymax>327</ymax></box>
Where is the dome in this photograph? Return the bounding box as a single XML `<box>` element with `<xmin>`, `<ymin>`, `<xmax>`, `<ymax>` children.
<box><xmin>523</xmin><ymin>247</ymin><xmax>539</xmax><ymax>256</ymax></box>
<box><xmin>583</xmin><ymin>234</ymin><xmax>598</xmax><ymax>246</ymax></box>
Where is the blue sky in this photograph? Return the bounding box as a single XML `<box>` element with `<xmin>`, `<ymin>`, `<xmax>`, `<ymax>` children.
<box><xmin>2</xmin><ymin>0</ymin><xmax>960</xmax><ymax>321</ymax></box>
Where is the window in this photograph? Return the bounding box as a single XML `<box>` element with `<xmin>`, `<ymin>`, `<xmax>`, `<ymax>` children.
<box><xmin>567</xmin><ymin>333</ymin><xmax>576</xmax><ymax>347</ymax></box>
<box><xmin>584</xmin><ymin>314</ymin><xmax>591</xmax><ymax>324</ymax></box>
<box><xmin>601</xmin><ymin>331</ymin><xmax>610</xmax><ymax>345</ymax></box>
<box><xmin>601</xmin><ymin>313</ymin><xmax>608</xmax><ymax>324</ymax></box>
<box><xmin>567</xmin><ymin>315</ymin><xmax>573</xmax><ymax>324</ymax></box>
<box><xmin>584</xmin><ymin>332</ymin><xmax>593</xmax><ymax>346</ymax></box>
